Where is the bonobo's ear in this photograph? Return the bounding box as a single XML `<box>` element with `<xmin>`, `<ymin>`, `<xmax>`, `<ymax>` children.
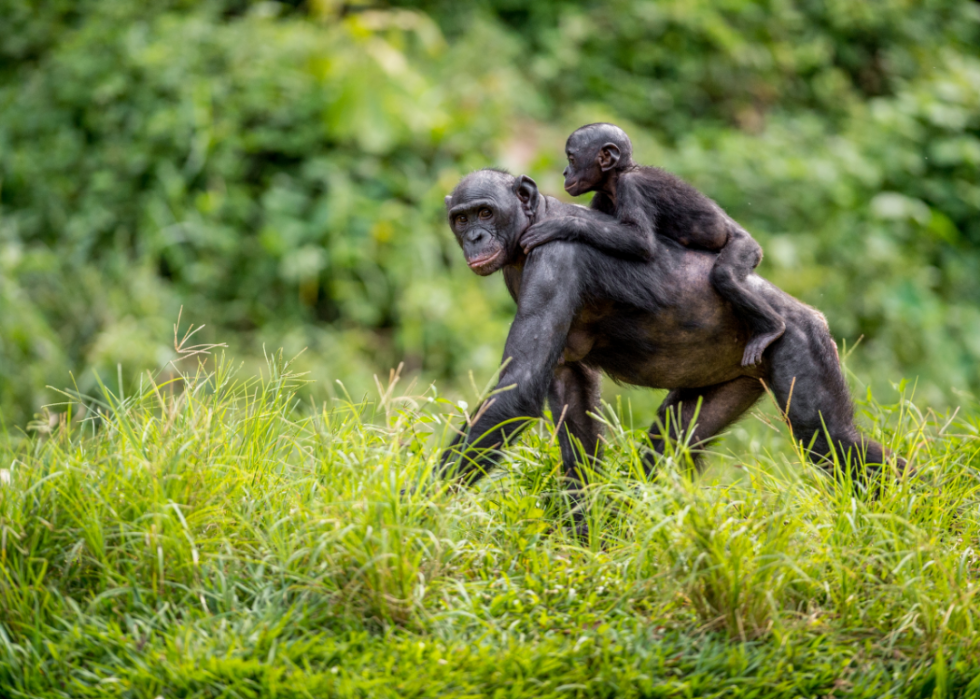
<box><xmin>598</xmin><ymin>143</ymin><xmax>622</xmax><ymax>172</ymax></box>
<box><xmin>514</xmin><ymin>175</ymin><xmax>539</xmax><ymax>217</ymax></box>
<box><xmin>445</xmin><ymin>195</ymin><xmax>452</xmax><ymax>211</ymax></box>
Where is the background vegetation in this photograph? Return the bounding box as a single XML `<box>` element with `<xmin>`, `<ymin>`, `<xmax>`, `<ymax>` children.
<box><xmin>3</xmin><ymin>3</ymin><xmax>980</xmax><ymax>695</ymax></box>
<box><xmin>1</xmin><ymin>0</ymin><xmax>979</xmax><ymax>426</ymax></box>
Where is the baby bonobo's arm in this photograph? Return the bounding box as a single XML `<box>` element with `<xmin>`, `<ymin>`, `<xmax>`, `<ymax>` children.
<box><xmin>520</xmin><ymin>175</ymin><xmax>656</xmax><ymax>261</ymax></box>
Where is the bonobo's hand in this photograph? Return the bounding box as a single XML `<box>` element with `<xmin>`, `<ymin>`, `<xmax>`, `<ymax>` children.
<box><xmin>521</xmin><ymin>219</ymin><xmax>574</xmax><ymax>254</ymax></box>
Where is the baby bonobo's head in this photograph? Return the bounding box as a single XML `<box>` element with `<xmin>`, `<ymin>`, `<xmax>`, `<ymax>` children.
<box><xmin>563</xmin><ymin>123</ymin><xmax>634</xmax><ymax>197</ymax></box>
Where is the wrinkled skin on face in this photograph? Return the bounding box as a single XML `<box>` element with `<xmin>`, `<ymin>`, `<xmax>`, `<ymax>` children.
<box><xmin>445</xmin><ymin>169</ymin><xmax>538</xmax><ymax>275</ymax></box>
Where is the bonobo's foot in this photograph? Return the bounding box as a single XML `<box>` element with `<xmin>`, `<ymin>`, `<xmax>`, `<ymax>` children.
<box><xmin>870</xmin><ymin>455</ymin><xmax>915</xmax><ymax>498</ymax></box>
<box><xmin>741</xmin><ymin>323</ymin><xmax>786</xmax><ymax>366</ymax></box>
<box><xmin>895</xmin><ymin>456</ymin><xmax>914</xmax><ymax>478</ymax></box>
<box><xmin>820</xmin><ymin>449</ymin><xmax>912</xmax><ymax>500</ymax></box>
<box><xmin>641</xmin><ymin>451</ymin><xmax>658</xmax><ymax>478</ymax></box>
<box><xmin>520</xmin><ymin>220</ymin><xmax>563</xmax><ymax>254</ymax></box>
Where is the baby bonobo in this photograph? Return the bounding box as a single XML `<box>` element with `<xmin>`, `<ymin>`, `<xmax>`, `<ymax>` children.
<box><xmin>521</xmin><ymin>123</ymin><xmax>785</xmax><ymax>366</ymax></box>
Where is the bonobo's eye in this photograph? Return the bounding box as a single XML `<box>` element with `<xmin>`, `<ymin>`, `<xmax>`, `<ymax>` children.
<box><xmin>454</xmin><ymin>214</ymin><xmax>468</xmax><ymax>226</ymax></box>
<box><xmin>479</xmin><ymin>208</ymin><xmax>492</xmax><ymax>220</ymax></box>
<box><xmin>568</xmin><ymin>155</ymin><xmax>576</xmax><ymax>166</ymax></box>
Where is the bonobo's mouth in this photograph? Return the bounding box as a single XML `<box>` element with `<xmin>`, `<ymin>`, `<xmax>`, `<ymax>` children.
<box><xmin>466</xmin><ymin>249</ymin><xmax>503</xmax><ymax>275</ymax></box>
<box><xmin>564</xmin><ymin>179</ymin><xmax>582</xmax><ymax>196</ymax></box>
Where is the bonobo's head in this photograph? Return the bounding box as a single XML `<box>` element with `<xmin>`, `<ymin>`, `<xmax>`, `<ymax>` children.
<box><xmin>445</xmin><ymin>168</ymin><xmax>539</xmax><ymax>276</ymax></box>
<box><xmin>563</xmin><ymin>123</ymin><xmax>634</xmax><ymax>197</ymax></box>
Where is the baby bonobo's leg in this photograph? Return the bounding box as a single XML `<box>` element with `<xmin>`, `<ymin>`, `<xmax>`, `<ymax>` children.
<box><xmin>709</xmin><ymin>225</ymin><xmax>786</xmax><ymax>366</ymax></box>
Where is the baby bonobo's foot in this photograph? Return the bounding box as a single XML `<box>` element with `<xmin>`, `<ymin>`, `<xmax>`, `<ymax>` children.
<box><xmin>741</xmin><ymin>323</ymin><xmax>785</xmax><ymax>366</ymax></box>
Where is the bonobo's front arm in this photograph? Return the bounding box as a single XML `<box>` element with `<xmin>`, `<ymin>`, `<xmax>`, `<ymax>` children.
<box><xmin>440</xmin><ymin>243</ymin><xmax>582</xmax><ymax>482</ymax></box>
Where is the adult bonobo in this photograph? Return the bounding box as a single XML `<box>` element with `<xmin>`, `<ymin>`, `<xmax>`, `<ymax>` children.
<box><xmin>441</xmin><ymin>167</ymin><xmax>898</xmax><ymax>506</ymax></box>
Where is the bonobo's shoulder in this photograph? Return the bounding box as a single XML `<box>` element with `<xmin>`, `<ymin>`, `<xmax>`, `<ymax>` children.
<box><xmin>624</xmin><ymin>165</ymin><xmax>695</xmax><ymax>191</ymax></box>
<box><xmin>508</xmin><ymin>242</ymin><xmax>587</xmax><ymax>306</ymax></box>
<box><xmin>627</xmin><ymin>164</ymin><xmax>667</xmax><ymax>177</ymax></box>
<box><xmin>525</xmin><ymin>240</ymin><xmax>582</xmax><ymax>268</ymax></box>
<box><xmin>624</xmin><ymin>164</ymin><xmax>718</xmax><ymax>209</ymax></box>
<box><xmin>541</xmin><ymin>195</ymin><xmax>586</xmax><ymax>215</ymax></box>
<box><xmin>541</xmin><ymin>195</ymin><xmax>613</xmax><ymax>223</ymax></box>
<box><xmin>523</xmin><ymin>240</ymin><xmax>596</xmax><ymax>281</ymax></box>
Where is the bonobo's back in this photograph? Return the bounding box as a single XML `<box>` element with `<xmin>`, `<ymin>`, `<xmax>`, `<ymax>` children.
<box><xmin>533</xmin><ymin>192</ymin><xmax>817</xmax><ymax>337</ymax></box>
<box><xmin>532</xmin><ymin>193</ymin><xmax>695</xmax><ymax>311</ymax></box>
<box><xmin>618</xmin><ymin>165</ymin><xmax>730</xmax><ymax>250</ymax></box>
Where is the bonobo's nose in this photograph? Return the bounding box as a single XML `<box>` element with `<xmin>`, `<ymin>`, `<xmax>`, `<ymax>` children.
<box><xmin>562</xmin><ymin>166</ymin><xmax>569</xmax><ymax>177</ymax></box>
<box><xmin>465</xmin><ymin>228</ymin><xmax>488</xmax><ymax>245</ymax></box>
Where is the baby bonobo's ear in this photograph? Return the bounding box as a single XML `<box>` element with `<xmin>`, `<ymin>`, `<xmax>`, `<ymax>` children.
<box><xmin>597</xmin><ymin>143</ymin><xmax>622</xmax><ymax>172</ymax></box>
<box><xmin>514</xmin><ymin>175</ymin><xmax>539</xmax><ymax>218</ymax></box>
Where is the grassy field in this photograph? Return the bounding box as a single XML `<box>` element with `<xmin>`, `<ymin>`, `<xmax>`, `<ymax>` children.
<box><xmin>1</xmin><ymin>348</ymin><xmax>980</xmax><ymax>698</ymax></box>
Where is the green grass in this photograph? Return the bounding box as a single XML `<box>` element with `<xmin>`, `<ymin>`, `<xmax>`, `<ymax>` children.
<box><xmin>2</xmin><ymin>351</ymin><xmax>980</xmax><ymax>698</ymax></box>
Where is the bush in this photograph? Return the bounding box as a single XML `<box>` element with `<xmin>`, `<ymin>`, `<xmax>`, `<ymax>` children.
<box><xmin>1</xmin><ymin>0</ymin><xmax>978</xmax><ymax>423</ymax></box>
<box><xmin>0</xmin><ymin>1</ymin><xmax>524</xmax><ymax>423</ymax></box>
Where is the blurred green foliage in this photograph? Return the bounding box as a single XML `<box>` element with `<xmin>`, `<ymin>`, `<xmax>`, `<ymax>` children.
<box><xmin>1</xmin><ymin>0</ymin><xmax>979</xmax><ymax>424</ymax></box>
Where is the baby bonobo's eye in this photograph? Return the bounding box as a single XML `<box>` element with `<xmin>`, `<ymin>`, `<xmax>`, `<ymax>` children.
<box><xmin>455</xmin><ymin>214</ymin><xmax>468</xmax><ymax>226</ymax></box>
<box><xmin>479</xmin><ymin>208</ymin><xmax>492</xmax><ymax>220</ymax></box>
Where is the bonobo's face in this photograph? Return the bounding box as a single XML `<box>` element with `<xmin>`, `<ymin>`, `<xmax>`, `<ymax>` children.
<box><xmin>563</xmin><ymin>131</ymin><xmax>603</xmax><ymax>197</ymax></box>
<box><xmin>446</xmin><ymin>171</ymin><xmax>537</xmax><ymax>276</ymax></box>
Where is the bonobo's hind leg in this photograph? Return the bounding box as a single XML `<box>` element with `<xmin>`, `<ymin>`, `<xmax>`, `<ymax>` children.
<box><xmin>644</xmin><ymin>376</ymin><xmax>765</xmax><ymax>475</ymax></box>
<box><xmin>767</xmin><ymin>313</ymin><xmax>902</xmax><ymax>485</ymax></box>
<box><xmin>548</xmin><ymin>362</ymin><xmax>603</xmax><ymax>538</ymax></box>
<box><xmin>710</xmin><ymin>224</ymin><xmax>786</xmax><ymax>366</ymax></box>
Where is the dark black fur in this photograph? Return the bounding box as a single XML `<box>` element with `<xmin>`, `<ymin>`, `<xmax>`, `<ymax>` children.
<box><xmin>520</xmin><ymin>123</ymin><xmax>786</xmax><ymax>367</ymax></box>
<box><xmin>442</xmin><ymin>169</ymin><xmax>902</xmax><ymax>524</ymax></box>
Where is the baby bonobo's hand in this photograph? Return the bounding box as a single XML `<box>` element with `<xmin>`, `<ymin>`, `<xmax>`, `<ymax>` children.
<box><xmin>521</xmin><ymin>219</ymin><xmax>569</xmax><ymax>254</ymax></box>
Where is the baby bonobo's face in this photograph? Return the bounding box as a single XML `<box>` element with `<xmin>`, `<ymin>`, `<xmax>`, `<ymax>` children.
<box><xmin>562</xmin><ymin>131</ymin><xmax>603</xmax><ymax>197</ymax></box>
